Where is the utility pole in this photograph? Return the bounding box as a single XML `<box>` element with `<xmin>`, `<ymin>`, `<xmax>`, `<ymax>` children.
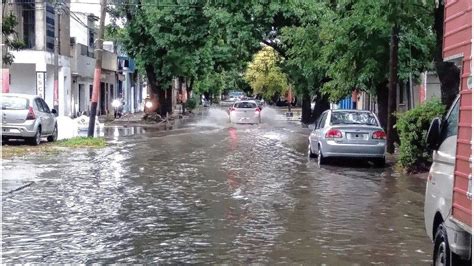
<box><xmin>53</xmin><ymin>2</ymin><xmax>60</xmax><ymax>113</ymax></box>
<box><xmin>87</xmin><ymin>0</ymin><xmax>107</xmax><ymax>137</ymax></box>
<box><xmin>386</xmin><ymin>24</ymin><xmax>399</xmax><ymax>154</ymax></box>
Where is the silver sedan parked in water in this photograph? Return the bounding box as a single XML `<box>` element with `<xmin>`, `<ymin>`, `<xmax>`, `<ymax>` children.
<box><xmin>229</xmin><ymin>100</ymin><xmax>261</xmax><ymax>124</ymax></box>
<box><xmin>308</xmin><ymin>109</ymin><xmax>386</xmax><ymax>166</ymax></box>
<box><xmin>1</xmin><ymin>93</ymin><xmax>58</xmax><ymax>145</ymax></box>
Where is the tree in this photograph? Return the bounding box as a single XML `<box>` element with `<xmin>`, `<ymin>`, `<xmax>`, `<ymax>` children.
<box><xmin>244</xmin><ymin>46</ymin><xmax>288</xmax><ymax>101</ymax></box>
<box><xmin>318</xmin><ymin>0</ymin><xmax>435</xmax><ymax>153</ymax></box>
<box><xmin>2</xmin><ymin>13</ymin><xmax>25</xmax><ymax>65</ymax></box>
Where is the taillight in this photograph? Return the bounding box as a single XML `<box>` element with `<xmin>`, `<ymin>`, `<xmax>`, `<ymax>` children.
<box><xmin>255</xmin><ymin>108</ymin><xmax>260</xmax><ymax>114</ymax></box>
<box><xmin>26</xmin><ymin>107</ymin><xmax>36</xmax><ymax>120</ymax></box>
<box><xmin>325</xmin><ymin>129</ymin><xmax>342</xmax><ymax>138</ymax></box>
<box><xmin>372</xmin><ymin>130</ymin><xmax>386</xmax><ymax>140</ymax></box>
<box><xmin>229</xmin><ymin>107</ymin><xmax>235</xmax><ymax>112</ymax></box>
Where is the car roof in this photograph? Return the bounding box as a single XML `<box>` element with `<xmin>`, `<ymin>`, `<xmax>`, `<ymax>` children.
<box><xmin>2</xmin><ymin>93</ymin><xmax>38</xmax><ymax>100</ymax></box>
<box><xmin>330</xmin><ymin>109</ymin><xmax>372</xmax><ymax>113</ymax></box>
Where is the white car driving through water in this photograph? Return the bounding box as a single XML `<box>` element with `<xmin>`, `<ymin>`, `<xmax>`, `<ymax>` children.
<box><xmin>229</xmin><ymin>100</ymin><xmax>261</xmax><ymax>124</ymax></box>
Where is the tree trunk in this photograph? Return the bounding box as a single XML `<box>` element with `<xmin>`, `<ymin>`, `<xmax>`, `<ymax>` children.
<box><xmin>311</xmin><ymin>91</ymin><xmax>330</xmax><ymax>123</ymax></box>
<box><xmin>145</xmin><ymin>63</ymin><xmax>159</xmax><ymax>113</ymax></box>
<box><xmin>166</xmin><ymin>85</ymin><xmax>173</xmax><ymax>115</ymax></box>
<box><xmin>387</xmin><ymin>25</ymin><xmax>399</xmax><ymax>154</ymax></box>
<box><xmin>376</xmin><ymin>81</ymin><xmax>389</xmax><ymax>132</ymax></box>
<box><xmin>301</xmin><ymin>91</ymin><xmax>311</xmax><ymax>124</ymax></box>
<box><xmin>434</xmin><ymin>1</ymin><xmax>460</xmax><ymax>111</ymax></box>
<box><xmin>157</xmin><ymin>89</ymin><xmax>166</xmax><ymax>117</ymax></box>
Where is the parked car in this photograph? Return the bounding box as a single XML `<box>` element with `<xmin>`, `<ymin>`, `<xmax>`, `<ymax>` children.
<box><xmin>1</xmin><ymin>93</ymin><xmax>58</xmax><ymax>145</ymax></box>
<box><xmin>308</xmin><ymin>109</ymin><xmax>386</xmax><ymax>166</ymax></box>
<box><xmin>229</xmin><ymin>100</ymin><xmax>261</xmax><ymax>124</ymax></box>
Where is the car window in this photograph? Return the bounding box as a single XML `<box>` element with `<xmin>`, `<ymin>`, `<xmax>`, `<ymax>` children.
<box><xmin>330</xmin><ymin>111</ymin><xmax>378</xmax><ymax>126</ymax></box>
<box><xmin>40</xmin><ymin>99</ymin><xmax>51</xmax><ymax>113</ymax></box>
<box><xmin>440</xmin><ymin>98</ymin><xmax>460</xmax><ymax>141</ymax></box>
<box><xmin>235</xmin><ymin>102</ymin><xmax>257</xmax><ymax>108</ymax></box>
<box><xmin>1</xmin><ymin>96</ymin><xmax>29</xmax><ymax>110</ymax></box>
<box><xmin>317</xmin><ymin>112</ymin><xmax>328</xmax><ymax>129</ymax></box>
<box><xmin>34</xmin><ymin>98</ymin><xmax>46</xmax><ymax>112</ymax></box>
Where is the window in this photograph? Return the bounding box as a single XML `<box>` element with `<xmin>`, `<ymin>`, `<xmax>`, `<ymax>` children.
<box><xmin>330</xmin><ymin>111</ymin><xmax>378</xmax><ymax>126</ymax></box>
<box><xmin>40</xmin><ymin>99</ymin><xmax>51</xmax><ymax>113</ymax></box>
<box><xmin>317</xmin><ymin>112</ymin><xmax>328</xmax><ymax>129</ymax></box>
<box><xmin>1</xmin><ymin>96</ymin><xmax>29</xmax><ymax>110</ymax></box>
<box><xmin>234</xmin><ymin>102</ymin><xmax>257</xmax><ymax>108</ymax></box>
<box><xmin>22</xmin><ymin>3</ymin><xmax>35</xmax><ymax>49</ymax></box>
<box><xmin>440</xmin><ymin>97</ymin><xmax>460</xmax><ymax>141</ymax></box>
<box><xmin>35</xmin><ymin>99</ymin><xmax>45</xmax><ymax>112</ymax></box>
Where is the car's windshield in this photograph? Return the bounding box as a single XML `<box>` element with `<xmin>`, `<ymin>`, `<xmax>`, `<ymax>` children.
<box><xmin>1</xmin><ymin>96</ymin><xmax>29</xmax><ymax>110</ymax></box>
<box><xmin>330</xmin><ymin>112</ymin><xmax>378</xmax><ymax>126</ymax></box>
<box><xmin>234</xmin><ymin>102</ymin><xmax>257</xmax><ymax>108</ymax></box>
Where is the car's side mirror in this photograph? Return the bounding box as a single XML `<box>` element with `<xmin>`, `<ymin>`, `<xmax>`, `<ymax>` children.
<box><xmin>426</xmin><ymin>117</ymin><xmax>441</xmax><ymax>150</ymax></box>
<box><xmin>308</xmin><ymin>124</ymin><xmax>316</xmax><ymax>130</ymax></box>
<box><xmin>51</xmin><ymin>109</ymin><xmax>57</xmax><ymax>115</ymax></box>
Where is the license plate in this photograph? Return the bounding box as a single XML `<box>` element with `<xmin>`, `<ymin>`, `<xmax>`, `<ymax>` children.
<box><xmin>347</xmin><ymin>132</ymin><xmax>368</xmax><ymax>140</ymax></box>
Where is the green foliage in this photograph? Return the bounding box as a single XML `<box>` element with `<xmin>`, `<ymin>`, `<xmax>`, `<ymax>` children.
<box><xmin>2</xmin><ymin>14</ymin><xmax>25</xmax><ymax>65</ymax></box>
<box><xmin>186</xmin><ymin>97</ymin><xmax>197</xmax><ymax>110</ymax></box>
<box><xmin>396</xmin><ymin>100</ymin><xmax>445</xmax><ymax>173</ymax></box>
<box><xmin>318</xmin><ymin>0</ymin><xmax>435</xmax><ymax>101</ymax></box>
<box><xmin>244</xmin><ymin>46</ymin><xmax>288</xmax><ymax>100</ymax></box>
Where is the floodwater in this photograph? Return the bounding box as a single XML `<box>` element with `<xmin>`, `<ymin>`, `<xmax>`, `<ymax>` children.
<box><xmin>2</xmin><ymin>107</ymin><xmax>432</xmax><ymax>264</ymax></box>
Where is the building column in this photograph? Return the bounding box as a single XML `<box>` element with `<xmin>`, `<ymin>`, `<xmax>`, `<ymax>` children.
<box><xmin>2</xmin><ymin>68</ymin><xmax>9</xmax><ymax>93</ymax></box>
<box><xmin>35</xmin><ymin>1</ymin><xmax>45</xmax><ymax>50</ymax></box>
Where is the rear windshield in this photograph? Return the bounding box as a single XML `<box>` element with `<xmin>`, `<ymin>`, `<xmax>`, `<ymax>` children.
<box><xmin>234</xmin><ymin>102</ymin><xmax>257</xmax><ymax>108</ymax></box>
<box><xmin>330</xmin><ymin>112</ymin><xmax>378</xmax><ymax>126</ymax></box>
<box><xmin>1</xmin><ymin>96</ymin><xmax>29</xmax><ymax>110</ymax></box>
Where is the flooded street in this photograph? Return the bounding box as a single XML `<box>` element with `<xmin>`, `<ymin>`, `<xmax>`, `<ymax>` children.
<box><xmin>2</xmin><ymin>108</ymin><xmax>432</xmax><ymax>264</ymax></box>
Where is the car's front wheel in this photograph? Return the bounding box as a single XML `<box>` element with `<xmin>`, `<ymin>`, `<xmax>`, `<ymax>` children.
<box><xmin>433</xmin><ymin>224</ymin><xmax>451</xmax><ymax>266</ymax></box>
<box><xmin>47</xmin><ymin>124</ymin><xmax>58</xmax><ymax>142</ymax></box>
<box><xmin>29</xmin><ymin>126</ymin><xmax>41</xmax><ymax>146</ymax></box>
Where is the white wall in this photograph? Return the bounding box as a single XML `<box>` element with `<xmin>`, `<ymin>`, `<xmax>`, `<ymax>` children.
<box><xmin>9</xmin><ymin>64</ymin><xmax>36</xmax><ymax>95</ymax></box>
<box><xmin>426</xmin><ymin>73</ymin><xmax>441</xmax><ymax>101</ymax></box>
<box><xmin>70</xmin><ymin>12</ymin><xmax>89</xmax><ymax>45</ymax></box>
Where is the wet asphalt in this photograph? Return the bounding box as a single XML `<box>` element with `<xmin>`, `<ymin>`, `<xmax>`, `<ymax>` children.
<box><xmin>1</xmin><ymin>107</ymin><xmax>432</xmax><ymax>264</ymax></box>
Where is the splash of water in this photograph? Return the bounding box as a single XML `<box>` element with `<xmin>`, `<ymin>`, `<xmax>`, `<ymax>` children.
<box><xmin>194</xmin><ymin>107</ymin><xmax>230</xmax><ymax>128</ymax></box>
<box><xmin>260</xmin><ymin>107</ymin><xmax>283</xmax><ymax>124</ymax></box>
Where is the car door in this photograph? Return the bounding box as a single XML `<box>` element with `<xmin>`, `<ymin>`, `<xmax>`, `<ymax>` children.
<box><xmin>34</xmin><ymin>98</ymin><xmax>49</xmax><ymax>134</ymax></box>
<box><xmin>311</xmin><ymin>111</ymin><xmax>328</xmax><ymax>152</ymax></box>
<box><xmin>425</xmin><ymin>97</ymin><xmax>460</xmax><ymax>226</ymax></box>
<box><xmin>39</xmin><ymin>98</ymin><xmax>54</xmax><ymax>133</ymax></box>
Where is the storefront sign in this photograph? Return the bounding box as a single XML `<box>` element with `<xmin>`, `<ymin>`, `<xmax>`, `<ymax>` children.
<box><xmin>36</xmin><ymin>72</ymin><xmax>46</xmax><ymax>98</ymax></box>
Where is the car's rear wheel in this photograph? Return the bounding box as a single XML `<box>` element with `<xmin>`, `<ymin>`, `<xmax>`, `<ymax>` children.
<box><xmin>308</xmin><ymin>143</ymin><xmax>317</xmax><ymax>158</ymax></box>
<box><xmin>317</xmin><ymin>145</ymin><xmax>327</xmax><ymax>165</ymax></box>
<box><xmin>374</xmin><ymin>157</ymin><xmax>385</xmax><ymax>168</ymax></box>
<box><xmin>47</xmin><ymin>124</ymin><xmax>58</xmax><ymax>142</ymax></box>
<box><xmin>29</xmin><ymin>126</ymin><xmax>41</xmax><ymax>146</ymax></box>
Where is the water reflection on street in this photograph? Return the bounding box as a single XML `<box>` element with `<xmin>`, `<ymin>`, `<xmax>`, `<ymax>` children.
<box><xmin>2</xmin><ymin>108</ymin><xmax>432</xmax><ymax>264</ymax></box>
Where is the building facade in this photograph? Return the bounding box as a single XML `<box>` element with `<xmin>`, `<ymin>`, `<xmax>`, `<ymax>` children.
<box><xmin>3</xmin><ymin>0</ymin><xmax>72</xmax><ymax>116</ymax></box>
